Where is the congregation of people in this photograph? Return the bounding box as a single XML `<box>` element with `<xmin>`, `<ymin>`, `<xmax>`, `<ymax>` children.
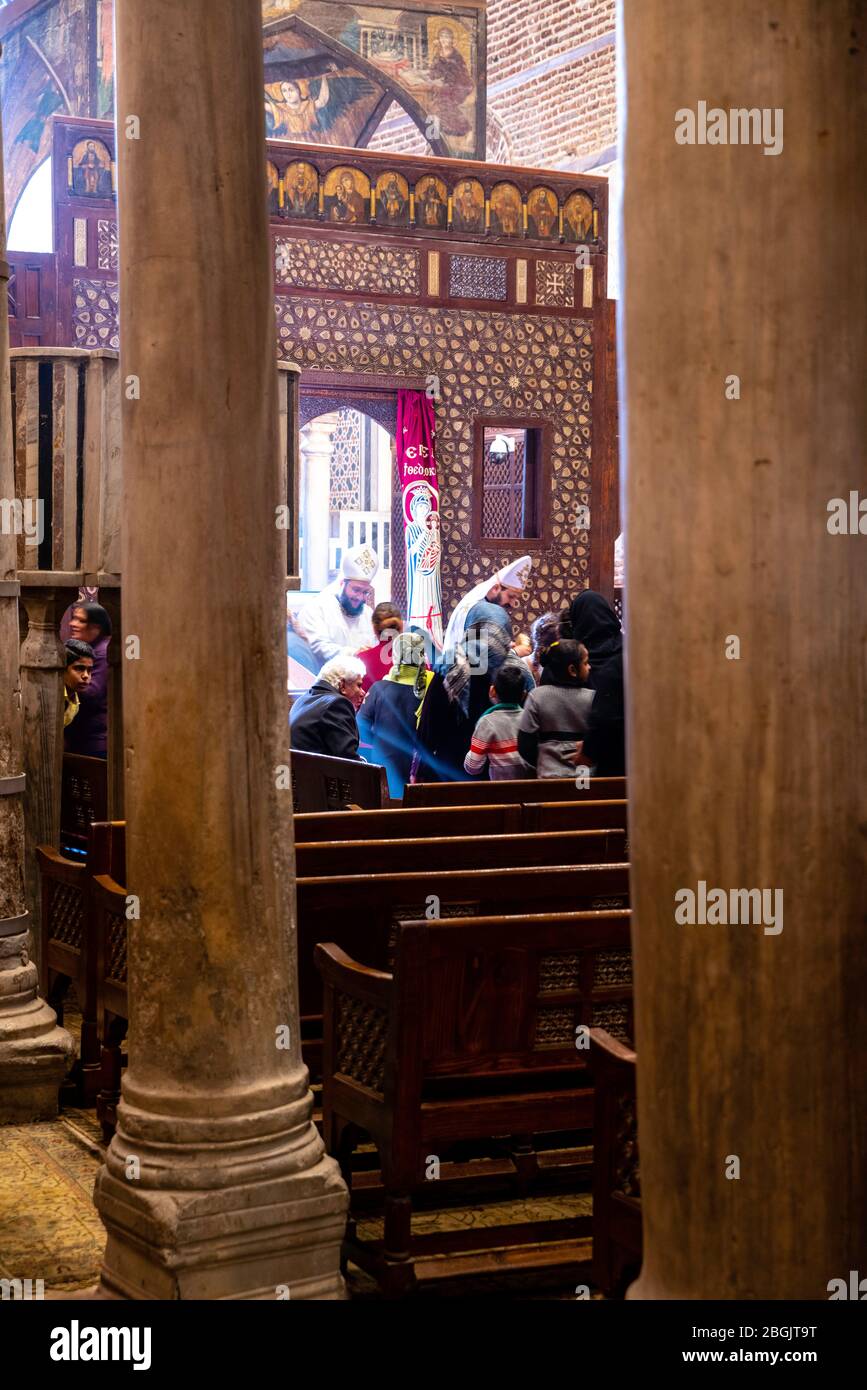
<box><xmin>288</xmin><ymin>543</ymin><xmax>626</xmax><ymax>799</ymax></box>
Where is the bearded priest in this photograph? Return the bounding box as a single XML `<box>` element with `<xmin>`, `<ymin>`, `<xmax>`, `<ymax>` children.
<box><xmin>295</xmin><ymin>543</ymin><xmax>379</xmax><ymax>671</ymax></box>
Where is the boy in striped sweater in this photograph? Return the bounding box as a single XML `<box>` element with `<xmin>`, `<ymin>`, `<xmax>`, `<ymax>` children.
<box><xmin>463</xmin><ymin>661</ymin><xmax>533</xmax><ymax>780</ymax></box>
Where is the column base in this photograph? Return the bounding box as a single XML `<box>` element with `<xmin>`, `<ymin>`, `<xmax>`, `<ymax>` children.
<box><xmin>0</xmin><ymin>995</ymin><xmax>76</xmax><ymax>1124</ymax></box>
<box><xmin>94</xmin><ymin>1145</ymin><xmax>348</xmax><ymax>1300</ymax></box>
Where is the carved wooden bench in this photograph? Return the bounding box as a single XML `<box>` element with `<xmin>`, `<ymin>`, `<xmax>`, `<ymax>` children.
<box><xmin>589</xmin><ymin>1027</ymin><xmax>641</xmax><ymax>1297</ymax></box>
<box><xmin>316</xmin><ymin>909</ymin><xmax>633</xmax><ymax>1295</ymax></box>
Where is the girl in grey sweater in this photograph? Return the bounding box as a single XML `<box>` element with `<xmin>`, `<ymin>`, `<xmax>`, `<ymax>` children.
<box><xmin>517</xmin><ymin>640</ymin><xmax>594</xmax><ymax>777</ymax></box>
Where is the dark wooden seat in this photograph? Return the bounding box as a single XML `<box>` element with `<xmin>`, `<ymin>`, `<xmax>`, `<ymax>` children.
<box><xmin>316</xmin><ymin>909</ymin><xmax>633</xmax><ymax>1295</ymax></box>
<box><xmin>589</xmin><ymin>1027</ymin><xmax>641</xmax><ymax>1297</ymax></box>
<box><xmin>294</xmin><ymin>797</ymin><xmax>628</xmax><ymax>843</ymax></box>
<box><xmin>402</xmin><ymin>776</ymin><xmax>627</xmax><ymax>808</ymax></box>
<box><xmin>295</xmin><ymin>827</ymin><xmax>628</xmax><ymax>878</ymax></box>
<box><xmin>36</xmin><ymin>820</ymin><xmax>126</xmax><ymax>1103</ymax></box>
<box><xmin>298</xmin><ymin>862</ymin><xmax>630</xmax><ymax>1080</ymax></box>
<box><xmin>90</xmin><ymin>871</ymin><xmax>129</xmax><ymax>1142</ymax></box>
<box><xmin>59</xmin><ymin>753</ymin><xmax>108</xmax><ymax>859</ymax></box>
<box><xmin>290</xmin><ymin>748</ymin><xmax>389</xmax><ymax>812</ymax></box>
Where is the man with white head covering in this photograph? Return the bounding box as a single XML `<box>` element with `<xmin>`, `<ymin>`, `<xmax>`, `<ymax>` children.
<box><xmin>417</xmin><ymin>556</ymin><xmax>533</xmax><ymax>781</ymax></box>
<box><xmin>442</xmin><ymin>555</ymin><xmax>533</xmax><ymax>657</ymax></box>
<box><xmin>295</xmin><ymin>543</ymin><xmax>379</xmax><ymax>670</ymax></box>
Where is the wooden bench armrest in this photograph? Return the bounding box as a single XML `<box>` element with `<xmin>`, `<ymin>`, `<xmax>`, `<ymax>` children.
<box><xmin>589</xmin><ymin>1027</ymin><xmax>637</xmax><ymax>1065</ymax></box>
<box><xmin>314</xmin><ymin>942</ymin><xmax>392</xmax><ymax>1007</ymax></box>
<box><xmin>36</xmin><ymin>844</ymin><xmax>83</xmax><ymax>881</ymax></box>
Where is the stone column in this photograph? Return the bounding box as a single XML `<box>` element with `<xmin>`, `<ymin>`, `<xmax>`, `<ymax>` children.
<box><xmin>299</xmin><ymin>414</ymin><xmax>336</xmax><ymax>590</ymax></box>
<box><xmin>622</xmin><ymin>2</ymin><xmax>866</xmax><ymax>1297</ymax></box>
<box><xmin>0</xmin><ymin>60</ymin><xmax>74</xmax><ymax>1122</ymax></box>
<box><xmin>94</xmin><ymin>0</ymin><xmax>347</xmax><ymax>1298</ymax></box>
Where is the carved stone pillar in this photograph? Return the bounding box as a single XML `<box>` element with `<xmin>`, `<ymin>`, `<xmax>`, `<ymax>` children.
<box><xmin>622</xmin><ymin>1</ymin><xmax>866</xmax><ymax>1297</ymax></box>
<box><xmin>93</xmin><ymin>0</ymin><xmax>347</xmax><ymax>1298</ymax></box>
<box><xmin>299</xmin><ymin>414</ymin><xmax>337</xmax><ymax>591</ymax></box>
<box><xmin>18</xmin><ymin>578</ymin><xmax>80</xmax><ymax>968</ymax></box>
<box><xmin>0</xmin><ymin>63</ymin><xmax>74</xmax><ymax>1122</ymax></box>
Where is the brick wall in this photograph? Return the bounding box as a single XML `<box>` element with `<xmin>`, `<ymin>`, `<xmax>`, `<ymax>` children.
<box><xmin>368</xmin><ymin>0</ymin><xmax>617</xmax><ymax>173</ymax></box>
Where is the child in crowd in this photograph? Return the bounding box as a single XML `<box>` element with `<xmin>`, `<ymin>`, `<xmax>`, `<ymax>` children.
<box><xmin>463</xmin><ymin>661</ymin><xmax>532</xmax><ymax>780</ymax></box>
<box><xmin>63</xmin><ymin>639</ymin><xmax>94</xmax><ymax>728</ymax></box>
<box><xmin>511</xmin><ymin>631</ymin><xmax>532</xmax><ymax>659</ymax></box>
<box><xmin>517</xmin><ymin>639</ymin><xmax>594</xmax><ymax>776</ymax></box>
<box><xmin>525</xmin><ymin>610</ymin><xmax>561</xmax><ymax>684</ymax></box>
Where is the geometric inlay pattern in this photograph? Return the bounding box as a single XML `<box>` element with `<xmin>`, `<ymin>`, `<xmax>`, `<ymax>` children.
<box><xmin>275</xmin><ymin>295</ymin><xmax>593</xmax><ymax>625</ymax></box>
<box><xmin>533</xmin><ymin>1004</ymin><xmax>577</xmax><ymax>1047</ymax></box>
<box><xmin>535</xmin><ymin>259</ymin><xmax>575</xmax><ymax>308</ymax></box>
<box><xmin>614</xmin><ymin>1093</ymin><xmax>640</xmax><ymax>1197</ymax></box>
<box><xmin>449</xmin><ymin>254</ymin><xmax>507</xmax><ymax>301</ymax></box>
<box><xmin>538</xmin><ymin>951</ymin><xmax>581</xmax><ymax>993</ymax></box>
<box><xmin>106</xmin><ymin>909</ymin><xmax>127</xmax><ymax>983</ymax></box>
<box><xmin>72</xmin><ymin>278</ymin><xmax>119</xmax><ymax>350</ymax></box>
<box><xmin>275</xmin><ymin>237</ymin><xmax>420</xmax><ymax>296</ymax></box>
<box><xmin>593</xmin><ymin>950</ymin><xmax>632</xmax><ymax>987</ymax></box>
<box><xmin>48</xmin><ymin>881</ymin><xmax>85</xmax><ymax>951</ymax></box>
<box><xmin>336</xmin><ymin>991</ymin><xmax>388</xmax><ymax>1092</ymax></box>
<box><xmin>97</xmin><ymin>219</ymin><xmax>118</xmax><ymax>272</ymax></box>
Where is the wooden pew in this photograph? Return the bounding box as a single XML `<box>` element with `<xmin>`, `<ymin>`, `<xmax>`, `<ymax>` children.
<box><xmin>36</xmin><ymin>821</ymin><xmax>126</xmax><ymax>1103</ymax></box>
<box><xmin>589</xmin><ymin>1027</ymin><xmax>642</xmax><ymax>1298</ymax></box>
<box><xmin>295</xmin><ymin>827</ymin><xmax>628</xmax><ymax>878</ymax></box>
<box><xmin>90</xmin><ymin>872</ymin><xmax>129</xmax><ymax>1142</ymax></box>
<box><xmin>316</xmin><ymin>909</ymin><xmax>633</xmax><ymax>1294</ymax></box>
<box><xmin>59</xmin><ymin>753</ymin><xmax>108</xmax><ymax>858</ymax></box>
<box><xmin>297</xmin><ymin>862</ymin><xmax>630</xmax><ymax>1078</ymax></box>
<box><xmin>290</xmin><ymin>748</ymin><xmax>389</xmax><ymax>812</ymax></box>
<box><xmin>402</xmin><ymin>776</ymin><xmax>627</xmax><ymax>808</ymax></box>
<box><xmin>294</xmin><ymin>798</ymin><xmax>628</xmax><ymax>843</ymax></box>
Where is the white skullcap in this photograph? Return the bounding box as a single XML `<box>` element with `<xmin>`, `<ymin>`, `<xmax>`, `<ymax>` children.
<box><xmin>342</xmin><ymin>544</ymin><xmax>379</xmax><ymax>581</ymax></box>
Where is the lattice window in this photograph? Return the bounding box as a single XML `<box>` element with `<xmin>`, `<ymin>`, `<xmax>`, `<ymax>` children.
<box><xmin>329</xmin><ymin>407</ymin><xmax>362</xmax><ymax>509</ymax></box>
<box><xmin>479</xmin><ymin>426</ymin><xmax>542</xmax><ymax>540</ymax></box>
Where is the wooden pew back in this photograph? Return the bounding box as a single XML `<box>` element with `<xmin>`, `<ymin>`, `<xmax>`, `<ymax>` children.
<box><xmin>294</xmin><ymin>798</ymin><xmax>628</xmax><ymax>842</ymax></box>
<box><xmin>290</xmin><ymin>748</ymin><xmax>389</xmax><ymax>811</ymax></box>
<box><xmin>295</xmin><ymin>828</ymin><xmax>628</xmax><ymax>878</ymax></box>
<box><xmin>402</xmin><ymin>776</ymin><xmax>627</xmax><ymax>808</ymax></box>
<box><xmin>589</xmin><ymin>1027</ymin><xmax>642</xmax><ymax>1297</ymax></box>
<box><xmin>298</xmin><ymin>862</ymin><xmax>630</xmax><ymax>1070</ymax></box>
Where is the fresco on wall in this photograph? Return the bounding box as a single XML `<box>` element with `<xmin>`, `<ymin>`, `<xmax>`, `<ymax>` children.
<box><xmin>2</xmin><ymin>0</ymin><xmax>484</xmax><ymax>228</ymax></box>
<box><xmin>414</xmin><ymin>174</ymin><xmax>447</xmax><ymax>229</ymax></box>
<box><xmin>0</xmin><ymin>0</ymin><xmax>90</xmax><ymax>226</ymax></box>
<box><xmin>262</xmin><ymin>1</ymin><xmax>483</xmax><ymax>159</ymax></box>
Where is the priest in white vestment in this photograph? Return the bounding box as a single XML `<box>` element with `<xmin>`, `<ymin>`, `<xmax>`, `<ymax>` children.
<box><xmin>295</xmin><ymin>544</ymin><xmax>380</xmax><ymax>670</ymax></box>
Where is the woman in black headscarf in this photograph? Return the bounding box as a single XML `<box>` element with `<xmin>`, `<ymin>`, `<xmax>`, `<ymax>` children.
<box><xmin>561</xmin><ymin>590</ymin><xmax>623</xmax><ymax>684</ymax></box>
<box><xmin>559</xmin><ymin>589</ymin><xmax>625</xmax><ymax>776</ymax></box>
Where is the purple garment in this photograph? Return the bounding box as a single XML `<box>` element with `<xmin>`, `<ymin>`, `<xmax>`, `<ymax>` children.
<box><xmin>64</xmin><ymin>634</ymin><xmax>110</xmax><ymax>757</ymax></box>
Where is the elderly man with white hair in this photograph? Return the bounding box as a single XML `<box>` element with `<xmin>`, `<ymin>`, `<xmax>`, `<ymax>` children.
<box><xmin>289</xmin><ymin>654</ymin><xmax>367</xmax><ymax>761</ymax></box>
<box><xmin>295</xmin><ymin>543</ymin><xmax>380</xmax><ymax>670</ymax></box>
